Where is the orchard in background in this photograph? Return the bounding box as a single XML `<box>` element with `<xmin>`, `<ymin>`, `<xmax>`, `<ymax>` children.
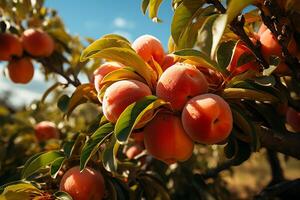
<box><xmin>1</xmin><ymin>0</ymin><xmax>300</xmax><ymax>199</ymax></box>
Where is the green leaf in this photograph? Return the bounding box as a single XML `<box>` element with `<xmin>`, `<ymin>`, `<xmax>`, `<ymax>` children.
<box><xmin>80</xmin><ymin>123</ymin><xmax>114</xmax><ymax>170</ymax></box>
<box><xmin>222</xmin><ymin>88</ymin><xmax>279</xmax><ymax>102</ymax></box>
<box><xmin>148</xmin><ymin>0</ymin><xmax>163</xmax><ymax>22</ymax></box>
<box><xmin>173</xmin><ymin>49</ymin><xmax>219</xmax><ymax>70</ymax></box>
<box><xmin>217</xmin><ymin>40</ymin><xmax>238</xmax><ymax>72</ymax></box>
<box><xmin>141</xmin><ymin>0</ymin><xmax>150</xmax><ymax>14</ymax></box>
<box><xmin>57</xmin><ymin>94</ymin><xmax>70</xmax><ymax>113</ymax></box>
<box><xmin>22</xmin><ymin>151</ymin><xmax>65</xmax><ymax>179</ymax></box>
<box><xmin>53</xmin><ymin>191</ymin><xmax>73</xmax><ymax>200</ymax></box>
<box><xmin>226</xmin><ymin>0</ymin><xmax>255</xmax><ymax>24</ymax></box>
<box><xmin>50</xmin><ymin>157</ymin><xmax>65</xmax><ymax>179</ymax></box>
<box><xmin>102</xmin><ymin>136</ymin><xmax>120</xmax><ymax>173</ymax></box>
<box><xmin>115</xmin><ymin>96</ymin><xmax>169</xmax><ymax>144</ymax></box>
<box><xmin>102</xmin><ymin>33</ymin><xmax>131</xmax><ymax>44</ymax></box>
<box><xmin>0</xmin><ymin>181</ymin><xmax>42</xmax><ymax>200</ymax></box>
<box><xmin>171</xmin><ymin>0</ymin><xmax>205</xmax><ymax>46</ymax></box>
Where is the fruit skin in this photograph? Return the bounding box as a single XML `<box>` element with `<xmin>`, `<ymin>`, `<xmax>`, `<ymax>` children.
<box><xmin>21</xmin><ymin>29</ymin><xmax>54</xmax><ymax>57</ymax></box>
<box><xmin>161</xmin><ymin>53</ymin><xmax>177</xmax><ymax>71</ymax></box>
<box><xmin>0</xmin><ymin>33</ymin><xmax>23</xmax><ymax>61</ymax></box>
<box><xmin>144</xmin><ymin>112</ymin><xmax>194</xmax><ymax>164</ymax></box>
<box><xmin>226</xmin><ymin>42</ymin><xmax>258</xmax><ymax>75</ymax></box>
<box><xmin>59</xmin><ymin>166</ymin><xmax>105</xmax><ymax>200</ymax></box>
<box><xmin>93</xmin><ymin>62</ymin><xmax>124</xmax><ymax>93</ymax></box>
<box><xmin>132</xmin><ymin>34</ymin><xmax>165</xmax><ymax>65</ymax></box>
<box><xmin>286</xmin><ymin>107</ymin><xmax>300</xmax><ymax>132</ymax></box>
<box><xmin>102</xmin><ymin>80</ymin><xmax>152</xmax><ymax>123</ymax></box>
<box><xmin>156</xmin><ymin>63</ymin><xmax>208</xmax><ymax>111</ymax></box>
<box><xmin>34</xmin><ymin>121</ymin><xmax>59</xmax><ymax>142</ymax></box>
<box><xmin>8</xmin><ymin>57</ymin><xmax>34</xmax><ymax>84</ymax></box>
<box><xmin>182</xmin><ymin>94</ymin><xmax>233</xmax><ymax>144</ymax></box>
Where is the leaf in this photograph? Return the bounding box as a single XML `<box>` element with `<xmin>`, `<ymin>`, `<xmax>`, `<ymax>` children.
<box><xmin>50</xmin><ymin>157</ymin><xmax>65</xmax><ymax>179</ymax></box>
<box><xmin>115</xmin><ymin>96</ymin><xmax>169</xmax><ymax>144</ymax></box>
<box><xmin>171</xmin><ymin>0</ymin><xmax>205</xmax><ymax>46</ymax></box>
<box><xmin>222</xmin><ymin>88</ymin><xmax>279</xmax><ymax>102</ymax></box>
<box><xmin>217</xmin><ymin>40</ymin><xmax>238</xmax><ymax>72</ymax></box>
<box><xmin>148</xmin><ymin>0</ymin><xmax>163</xmax><ymax>22</ymax></box>
<box><xmin>211</xmin><ymin>14</ymin><xmax>228</xmax><ymax>58</ymax></box>
<box><xmin>102</xmin><ymin>33</ymin><xmax>131</xmax><ymax>44</ymax></box>
<box><xmin>81</xmin><ymin>47</ymin><xmax>155</xmax><ymax>89</ymax></box>
<box><xmin>66</xmin><ymin>83</ymin><xmax>98</xmax><ymax>118</ymax></box>
<box><xmin>80</xmin><ymin>123</ymin><xmax>114</xmax><ymax>170</ymax></box>
<box><xmin>102</xmin><ymin>136</ymin><xmax>120</xmax><ymax>173</ymax></box>
<box><xmin>99</xmin><ymin>67</ymin><xmax>146</xmax><ymax>89</ymax></box>
<box><xmin>57</xmin><ymin>94</ymin><xmax>70</xmax><ymax>113</ymax></box>
<box><xmin>173</xmin><ymin>49</ymin><xmax>219</xmax><ymax>70</ymax></box>
<box><xmin>141</xmin><ymin>0</ymin><xmax>150</xmax><ymax>14</ymax></box>
<box><xmin>0</xmin><ymin>181</ymin><xmax>42</xmax><ymax>200</ymax></box>
<box><xmin>263</xmin><ymin>56</ymin><xmax>281</xmax><ymax>76</ymax></box>
<box><xmin>22</xmin><ymin>151</ymin><xmax>65</xmax><ymax>179</ymax></box>
<box><xmin>226</xmin><ymin>0</ymin><xmax>255</xmax><ymax>24</ymax></box>
<box><xmin>53</xmin><ymin>191</ymin><xmax>73</xmax><ymax>200</ymax></box>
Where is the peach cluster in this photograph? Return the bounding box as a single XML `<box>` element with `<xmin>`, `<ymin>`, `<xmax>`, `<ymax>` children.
<box><xmin>92</xmin><ymin>34</ymin><xmax>233</xmax><ymax>165</ymax></box>
<box><xmin>0</xmin><ymin>29</ymin><xmax>54</xmax><ymax>84</ymax></box>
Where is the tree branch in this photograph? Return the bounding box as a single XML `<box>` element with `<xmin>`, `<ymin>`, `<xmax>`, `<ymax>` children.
<box><xmin>266</xmin><ymin>149</ymin><xmax>285</xmax><ymax>185</ymax></box>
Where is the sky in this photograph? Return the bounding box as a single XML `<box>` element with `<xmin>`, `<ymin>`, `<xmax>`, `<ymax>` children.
<box><xmin>0</xmin><ymin>0</ymin><xmax>174</xmax><ymax>107</ymax></box>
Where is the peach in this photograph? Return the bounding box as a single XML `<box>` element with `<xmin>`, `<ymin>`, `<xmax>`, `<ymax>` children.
<box><xmin>102</xmin><ymin>80</ymin><xmax>152</xmax><ymax>123</ymax></box>
<box><xmin>144</xmin><ymin>112</ymin><xmax>194</xmax><ymax>164</ymax></box>
<box><xmin>161</xmin><ymin>53</ymin><xmax>177</xmax><ymax>71</ymax></box>
<box><xmin>0</xmin><ymin>33</ymin><xmax>23</xmax><ymax>61</ymax></box>
<box><xmin>93</xmin><ymin>62</ymin><xmax>124</xmax><ymax>93</ymax></box>
<box><xmin>34</xmin><ymin>121</ymin><xmax>59</xmax><ymax>142</ymax></box>
<box><xmin>131</xmin><ymin>131</ymin><xmax>144</xmax><ymax>143</ymax></box>
<box><xmin>286</xmin><ymin>107</ymin><xmax>300</xmax><ymax>132</ymax></box>
<box><xmin>7</xmin><ymin>57</ymin><xmax>34</xmax><ymax>84</ymax></box>
<box><xmin>59</xmin><ymin>166</ymin><xmax>105</xmax><ymax>200</ymax></box>
<box><xmin>257</xmin><ymin>23</ymin><xmax>268</xmax><ymax>36</ymax></box>
<box><xmin>227</xmin><ymin>42</ymin><xmax>258</xmax><ymax>75</ymax></box>
<box><xmin>21</xmin><ymin>29</ymin><xmax>54</xmax><ymax>57</ymax></box>
<box><xmin>132</xmin><ymin>34</ymin><xmax>165</xmax><ymax>65</ymax></box>
<box><xmin>125</xmin><ymin>144</ymin><xmax>144</xmax><ymax>159</ymax></box>
<box><xmin>156</xmin><ymin>63</ymin><xmax>208</xmax><ymax>111</ymax></box>
<box><xmin>182</xmin><ymin>94</ymin><xmax>233</xmax><ymax>144</ymax></box>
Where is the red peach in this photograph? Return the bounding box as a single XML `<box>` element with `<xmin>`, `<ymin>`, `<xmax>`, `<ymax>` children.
<box><xmin>144</xmin><ymin>112</ymin><xmax>194</xmax><ymax>164</ymax></box>
<box><xmin>34</xmin><ymin>121</ymin><xmax>59</xmax><ymax>142</ymax></box>
<box><xmin>0</xmin><ymin>33</ymin><xmax>23</xmax><ymax>61</ymax></box>
<box><xmin>182</xmin><ymin>94</ymin><xmax>233</xmax><ymax>144</ymax></box>
<box><xmin>161</xmin><ymin>53</ymin><xmax>177</xmax><ymax>71</ymax></box>
<box><xmin>156</xmin><ymin>63</ymin><xmax>208</xmax><ymax>111</ymax></box>
<box><xmin>59</xmin><ymin>166</ymin><xmax>105</xmax><ymax>200</ymax></box>
<box><xmin>7</xmin><ymin>57</ymin><xmax>34</xmax><ymax>84</ymax></box>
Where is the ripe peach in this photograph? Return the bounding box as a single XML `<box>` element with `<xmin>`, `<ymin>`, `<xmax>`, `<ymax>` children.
<box><xmin>7</xmin><ymin>57</ymin><xmax>34</xmax><ymax>84</ymax></box>
<box><xmin>0</xmin><ymin>33</ymin><xmax>23</xmax><ymax>61</ymax></box>
<box><xmin>144</xmin><ymin>112</ymin><xmax>194</xmax><ymax>164</ymax></box>
<box><xmin>227</xmin><ymin>42</ymin><xmax>258</xmax><ymax>75</ymax></box>
<box><xmin>132</xmin><ymin>34</ymin><xmax>165</xmax><ymax>65</ymax></box>
<box><xmin>93</xmin><ymin>62</ymin><xmax>124</xmax><ymax>93</ymax></box>
<box><xmin>131</xmin><ymin>131</ymin><xmax>144</xmax><ymax>143</ymax></box>
<box><xmin>156</xmin><ymin>63</ymin><xmax>208</xmax><ymax>111</ymax></box>
<box><xmin>286</xmin><ymin>107</ymin><xmax>300</xmax><ymax>132</ymax></box>
<box><xmin>161</xmin><ymin>53</ymin><xmax>177</xmax><ymax>71</ymax></box>
<box><xmin>182</xmin><ymin>94</ymin><xmax>233</xmax><ymax>144</ymax></box>
<box><xmin>60</xmin><ymin>166</ymin><xmax>105</xmax><ymax>200</ymax></box>
<box><xmin>34</xmin><ymin>121</ymin><xmax>59</xmax><ymax>142</ymax></box>
<box><xmin>102</xmin><ymin>80</ymin><xmax>152</xmax><ymax>123</ymax></box>
<box><xmin>257</xmin><ymin>23</ymin><xmax>268</xmax><ymax>36</ymax></box>
<box><xmin>21</xmin><ymin>29</ymin><xmax>54</xmax><ymax>57</ymax></box>
<box><xmin>125</xmin><ymin>144</ymin><xmax>144</xmax><ymax>159</ymax></box>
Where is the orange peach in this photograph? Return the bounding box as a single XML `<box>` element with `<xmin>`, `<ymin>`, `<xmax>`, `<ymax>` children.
<box><xmin>59</xmin><ymin>166</ymin><xmax>105</xmax><ymax>200</ymax></box>
<box><xmin>7</xmin><ymin>57</ymin><xmax>34</xmax><ymax>84</ymax></box>
<box><xmin>34</xmin><ymin>121</ymin><xmax>59</xmax><ymax>142</ymax></box>
<box><xmin>227</xmin><ymin>42</ymin><xmax>258</xmax><ymax>75</ymax></box>
<box><xmin>102</xmin><ymin>80</ymin><xmax>152</xmax><ymax>123</ymax></box>
<box><xmin>0</xmin><ymin>33</ymin><xmax>23</xmax><ymax>61</ymax></box>
<box><xmin>161</xmin><ymin>53</ymin><xmax>177</xmax><ymax>71</ymax></box>
<box><xmin>22</xmin><ymin>29</ymin><xmax>54</xmax><ymax>57</ymax></box>
<box><xmin>144</xmin><ymin>112</ymin><xmax>194</xmax><ymax>164</ymax></box>
<box><xmin>182</xmin><ymin>94</ymin><xmax>233</xmax><ymax>144</ymax></box>
<box><xmin>286</xmin><ymin>107</ymin><xmax>300</xmax><ymax>132</ymax></box>
<box><xmin>93</xmin><ymin>62</ymin><xmax>124</xmax><ymax>93</ymax></box>
<box><xmin>156</xmin><ymin>63</ymin><xmax>208</xmax><ymax>111</ymax></box>
<box><xmin>132</xmin><ymin>34</ymin><xmax>165</xmax><ymax>65</ymax></box>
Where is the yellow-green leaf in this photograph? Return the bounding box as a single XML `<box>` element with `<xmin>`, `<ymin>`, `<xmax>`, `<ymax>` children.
<box><xmin>222</xmin><ymin>88</ymin><xmax>279</xmax><ymax>102</ymax></box>
<box><xmin>0</xmin><ymin>182</ymin><xmax>42</xmax><ymax>200</ymax></box>
<box><xmin>226</xmin><ymin>0</ymin><xmax>255</xmax><ymax>24</ymax></box>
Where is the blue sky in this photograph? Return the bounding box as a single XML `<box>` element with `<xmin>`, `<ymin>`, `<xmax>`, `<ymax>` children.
<box><xmin>0</xmin><ymin>0</ymin><xmax>174</xmax><ymax>106</ymax></box>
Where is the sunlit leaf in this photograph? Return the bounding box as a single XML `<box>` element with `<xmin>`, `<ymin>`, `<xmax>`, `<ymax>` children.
<box><xmin>102</xmin><ymin>136</ymin><xmax>119</xmax><ymax>173</ymax></box>
<box><xmin>217</xmin><ymin>40</ymin><xmax>238</xmax><ymax>73</ymax></box>
<box><xmin>149</xmin><ymin>0</ymin><xmax>163</xmax><ymax>22</ymax></box>
<box><xmin>0</xmin><ymin>181</ymin><xmax>42</xmax><ymax>200</ymax></box>
<box><xmin>141</xmin><ymin>0</ymin><xmax>150</xmax><ymax>14</ymax></box>
<box><xmin>50</xmin><ymin>157</ymin><xmax>65</xmax><ymax>178</ymax></box>
<box><xmin>222</xmin><ymin>88</ymin><xmax>279</xmax><ymax>102</ymax></box>
<box><xmin>226</xmin><ymin>0</ymin><xmax>255</xmax><ymax>24</ymax></box>
<box><xmin>53</xmin><ymin>191</ymin><xmax>73</xmax><ymax>200</ymax></box>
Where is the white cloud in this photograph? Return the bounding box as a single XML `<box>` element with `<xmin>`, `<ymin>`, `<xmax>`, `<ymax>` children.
<box><xmin>113</xmin><ymin>17</ymin><xmax>135</xmax><ymax>29</ymax></box>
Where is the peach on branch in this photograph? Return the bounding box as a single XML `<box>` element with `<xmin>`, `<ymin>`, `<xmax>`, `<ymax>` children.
<box><xmin>182</xmin><ymin>94</ymin><xmax>233</xmax><ymax>144</ymax></box>
<box><xmin>7</xmin><ymin>57</ymin><xmax>34</xmax><ymax>84</ymax></box>
<box><xmin>102</xmin><ymin>80</ymin><xmax>152</xmax><ymax>123</ymax></box>
<box><xmin>34</xmin><ymin>121</ymin><xmax>59</xmax><ymax>142</ymax></box>
<box><xmin>0</xmin><ymin>33</ymin><xmax>23</xmax><ymax>61</ymax></box>
<box><xmin>21</xmin><ymin>29</ymin><xmax>55</xmax><ymax>57</ymax></box>
<box><xmin>161</xmin><ymin>53</ymin><xmax>177</xmax><ymax>71</ymax></box>
<box><xmin>144</xmin><ymin>112</ymin><xmax>194</xmax><ymax>164</ymax></box>
<box><xmin>59</xmin><ymin>166</ymin><xmax>105</xmax><ymax>200</ymax></box>
<box><xmin>156</xmin><ymin>63</ymin><xmax>208</xmax><ymax>111</ymax></box>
